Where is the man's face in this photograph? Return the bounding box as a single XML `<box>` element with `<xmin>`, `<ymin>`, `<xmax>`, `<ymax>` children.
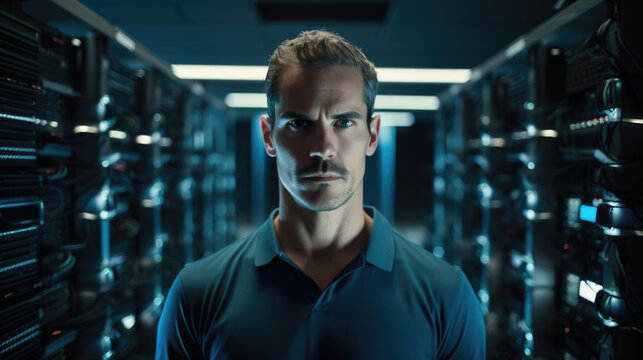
<box><xmin>261</xmin><ymin>65</ymin><xmax>380</xmax><ymax>211</ymax></box>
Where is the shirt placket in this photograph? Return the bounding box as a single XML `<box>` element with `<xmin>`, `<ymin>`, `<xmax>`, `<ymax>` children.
<box><xmin>308</xmin><ymin>254</ymin><xmax>365</xmax><ymax>359</ymax></box>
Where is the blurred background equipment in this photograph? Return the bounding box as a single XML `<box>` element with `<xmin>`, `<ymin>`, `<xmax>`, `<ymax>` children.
<box><xmin>0</xmin><ymin>1</ymin><xmax>234</xmax><ymax>358</ymax></box>
<box><xmin>433</xmin><ymin>0</ymin><xmax>643</xmax><ymax>358</ymax></box>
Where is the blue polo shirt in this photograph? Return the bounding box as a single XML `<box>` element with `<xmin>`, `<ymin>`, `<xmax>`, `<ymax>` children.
<box><xmin>156</xmin><ymin>207</ymin><xmax>485</xmax><ymax>359</ymax></box>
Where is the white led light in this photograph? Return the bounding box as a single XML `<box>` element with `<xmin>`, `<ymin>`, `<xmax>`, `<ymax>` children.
<box><xmin>141</xmin><ymin>198</ymin><xmax>162</xmax><ymax>208</ymax></box>
<box><xmin>526</xmin><ymin>124</ymin><xmax>537</xmax><ymax>136</ymax></box>
<box><xmin>173</xmin><ymin>65</ymin><xmax>470</xmax><ymax>83</ymax></box>
<box><xmin>152</xmin><ymin>131</ymin><xmax>162</xmax><ymax>142</ymax></box>
<box><xmin>50</xmin><ymin>121</ymin><xmax>59</xmax><ymax>128</ymax></box>
<box><xmin>121</xmin><ymin>315</ymin><xmax>136</xmax><ymax>330</ymax></box>
<box><xmin>74</xmin><ymin>125</ymin><xmax>99</xmax><ymax>134</ymax></box>
<box><xmin>224</xmin><ymin>93</ymin><xmax>266</xmax><ymax>108</ymax></box>
<box><xmin>98</xmin><ymin>119</ymin><xmax>111</xmax><ymax>133</ymax></box>
<box><xmin>375</xmin><ymin>95</ymin><xmax>439</xmax><ymax>110</ymax></box>
<box><xmin>478</xmin><ymin>182</ymin><xmax>492</xmax><ymax>199</ymax></box>
<box><xmin>579</xmin><ymin>279</ymin><xmax>603</xmax><ymax>303</ymax></box>
<box><xmin>377</xmin><ymin>112</ymin><xmax>415</xmax><ymax>127</ymax></box>
<box><xmin>224</xmin><ymin>93</ymin><xmax>440</xmax><ymax>111</ymax></box>
<box><xmin>71</xmin><ymin>38</ymin><xmax>82</xmax><ymax>47</ymax></box>
<box><xmin>526</xmin><ymin>190</ymin><xmax>538</xmax><ymax>207</ymax></box>
<box><xmin>476</xmin><ymin>235</ymin><xmax>489</xmax><ymax>246</ymax></box>
<box><xmin>174</xmin><ymin>65</ymin><xmax>268</xmax><ymax>80</ymax></box>
<box><xmin>109</xmin><ymin>130</ymin><xmax>128</xmax><ymax>139</ymax></box>
<box><xmin>525</xmin><ymin>209</ymin><xmax>536</xmax><ymax>220</ymax></box>
<box><xmin>376</xmin><ymin>67</ymin><xmax>470</xmax><ymax>83</ymax></box>
<box><xmin>538</xmin><ymin>129</ymin><xmax>558</xmax><ymax>138</ymax></box>
<box><xmin>136</xmin><ymin>135</ymin><xmax>153</xmax><ymax>145</ymax></box>
<box><xmin>481</xmin><ymin>133</ymin><xmax>491</xmax><ymax>146</ymax></box>
<box><xmin>80</xmin><ymin>212</ymin><xmax>98</xmax><ymax>220</ymax></box>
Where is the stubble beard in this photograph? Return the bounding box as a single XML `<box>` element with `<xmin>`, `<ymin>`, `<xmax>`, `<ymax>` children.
<box><xmin>300</xmin><ymin>175</ymin><xmax>357</xmax><ymax>211</ymax></box>
<box><xmin>280</xmin><ymin>169</ymin><xmax>359</xmax><ymax>212</ymax></box>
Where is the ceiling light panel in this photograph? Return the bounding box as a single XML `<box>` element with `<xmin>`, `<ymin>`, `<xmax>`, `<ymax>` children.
<box><xmin>173</xmin><ymin>65</ymin><xmax>470</xmax><ymax>84</ymax></box>
<box><xmin>224</xmin><ymin>93</ymin><xmax>439</xmax><ymax>111</ymax></box>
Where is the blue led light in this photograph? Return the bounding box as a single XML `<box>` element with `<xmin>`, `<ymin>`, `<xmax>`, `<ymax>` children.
<box><xmin>579</xmin><ymin>205</ymin><xmax>597</xmax><ymax>223</ymax></box>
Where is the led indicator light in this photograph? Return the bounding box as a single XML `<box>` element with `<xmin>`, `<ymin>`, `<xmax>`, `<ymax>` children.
<box><xmin>579</xmin><ymin>205</ymin><xmax>597</xmax><ymax>223</ymax></box>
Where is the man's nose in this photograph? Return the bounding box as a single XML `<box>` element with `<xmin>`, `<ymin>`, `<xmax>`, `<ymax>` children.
<box><xmin>309</xmin><ymin>126</ymin><xmax>337</xmax><ymax>160</ymax></box>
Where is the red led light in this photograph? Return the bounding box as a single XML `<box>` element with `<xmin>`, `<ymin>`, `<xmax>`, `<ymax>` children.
<box><xmin>564</xmin><ymin>327</ymin><xmax>570</xmax><ymax>334</ymax></box>
<box><xmin>52</xmin><ymin>330</ymin><xmax>62</xmax><ymax>336</ymax></box>
<box><xmin>563</xmin><ymin>243</ymin><xmax>570</xmax><ymax>251</ymax></box>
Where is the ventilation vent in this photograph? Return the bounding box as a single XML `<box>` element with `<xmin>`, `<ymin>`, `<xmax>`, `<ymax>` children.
<box><xmin>255</xmin><ymin>2</ymin><xmax>390</xmax><ymax>22</ymax></box>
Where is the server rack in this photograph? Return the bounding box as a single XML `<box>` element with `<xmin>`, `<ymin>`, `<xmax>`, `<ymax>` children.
<box><xmin>432</xmin><ymin>0</ymin><xmax>643</xmax><ymax>358</ymax></box>
<box><xmin>0</xmin><ymin>1</ymin><xmax>235</xmax><ymax>358</ymax></box>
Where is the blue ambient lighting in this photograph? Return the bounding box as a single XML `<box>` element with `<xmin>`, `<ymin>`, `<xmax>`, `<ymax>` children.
<box><xmin>579</xmin><ymin>205</ymin><xmax>597</xmax><ymax>223</ymax></box>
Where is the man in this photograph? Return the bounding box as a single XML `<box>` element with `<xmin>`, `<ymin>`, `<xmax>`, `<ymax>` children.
<box><xmin>156</xmin><ymin>30</ymin><xmax>485</xmax><ymax>359</ymax></box>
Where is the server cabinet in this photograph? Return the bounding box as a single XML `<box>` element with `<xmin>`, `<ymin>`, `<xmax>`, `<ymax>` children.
<box><xmin>432</xmin><ymin>0</ymin><xmax>643</xmax><ymax>358</ymax></box>
<box><xmin>0</xmin><ymin>1</ymin><xmax>234</xmax><ymax>358</ymax></box>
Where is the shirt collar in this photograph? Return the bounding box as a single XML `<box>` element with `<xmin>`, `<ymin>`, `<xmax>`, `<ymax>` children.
<box><xmin>363</xmin><ymin>206</ymin><xmax>395</xmax><ymax>271</ymax></box>
<box><xmin>254</xmin><ymin>208</ymin><xmax>282</xmax><ymax>267</ymax></box>
<box><xmin>254</xmin><ymin>206</ymin><xmax>395</xmax><ymax>271</ymax></box>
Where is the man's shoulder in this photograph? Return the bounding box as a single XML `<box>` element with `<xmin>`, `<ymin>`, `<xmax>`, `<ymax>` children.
<box><xmin>179</xmin><ymin>230</ymin><xmax>258</xmax><ymax>289</ymax></box>
<box><xmin>391</xmin><ymin>230</ymin><xmax>464</xmax><ymax>294</ymax></box>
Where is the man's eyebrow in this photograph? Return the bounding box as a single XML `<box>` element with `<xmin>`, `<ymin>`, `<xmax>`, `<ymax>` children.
<box><xmin>332</xmin><ymin>111</ymin><xmax>363</xmax><ymax>120</ymax></box>
<box><xmin>278</xmin><ymin>111</ymin><xmax>364</xmax><ymax>121</ymax></box>
<box><xmin>279</xmin><ymin>111</ymin><xmax>312</xmax><ymax>120</ymax></box>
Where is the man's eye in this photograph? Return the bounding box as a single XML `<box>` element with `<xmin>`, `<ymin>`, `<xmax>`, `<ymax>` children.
<box><xmin>287</xmin><ymin>119</ymin><xmax>310</xmax><ymax>129</ymax></box>
<box><xmin>335</xmin><ymin>119</ymin><xmax>354</xmax><ymax>128</ymax></box>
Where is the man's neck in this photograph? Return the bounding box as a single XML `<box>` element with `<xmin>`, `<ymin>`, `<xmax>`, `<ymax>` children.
<box><xmin>274</xmin><ymin>187</ymin><xmax>372</xmax><ymax>270</ymax></box>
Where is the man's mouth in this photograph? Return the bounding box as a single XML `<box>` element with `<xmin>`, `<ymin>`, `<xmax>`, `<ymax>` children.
<box><xmin>300</xmin><ymin>174</ymin><xmax>342</xmax><ymax>182</ymax></box>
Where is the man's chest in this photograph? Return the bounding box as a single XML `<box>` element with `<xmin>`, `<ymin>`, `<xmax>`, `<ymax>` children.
<box><xmin>200</xmin><ymin>268</ymin><xmax>439</xmax><ymax>360</ymax></box>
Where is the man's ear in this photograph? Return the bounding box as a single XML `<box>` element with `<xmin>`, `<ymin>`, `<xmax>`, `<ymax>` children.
<box><xmin>366</xmin><ymin>113</ymin><xmax>380</xmax><ymax>156</ymax></box>
<box><xmin>260</xmin><ymin>114</ymin><xmax>277</xmax><ymax>157</ymax></box>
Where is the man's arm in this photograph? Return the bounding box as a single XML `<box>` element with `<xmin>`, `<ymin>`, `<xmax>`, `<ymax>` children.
<box><xmin>438</xmin><ymin>273</ymin><xmax>486</xmax><ymax>359</ymax></box>
<box><xmin>155</xmin><ymin>275</ymin><xmax>203</xmax><ymax>360</ymax></box>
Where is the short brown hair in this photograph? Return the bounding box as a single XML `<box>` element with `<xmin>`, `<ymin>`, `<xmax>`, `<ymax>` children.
<box><xmin>265</xmin><ymin>30</ymin><xmax>378</xmax><ymax>126</ymax></box>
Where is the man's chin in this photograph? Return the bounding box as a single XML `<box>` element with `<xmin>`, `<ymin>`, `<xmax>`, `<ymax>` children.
<box><xmin>294</xmin><ymin>191</ymin><xmax>354</xmax><ymax>212</ymax></box>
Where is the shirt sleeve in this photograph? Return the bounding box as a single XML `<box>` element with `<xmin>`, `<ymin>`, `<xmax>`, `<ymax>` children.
<box><xmin>438</xmin><ymin>273</ymin><xmax>486</xmax><ymax>359</ymax></box>
<box><xmin>155</xmin><ymin>275</ymin><xmax>203</xmax><ymax>360</ymax></box>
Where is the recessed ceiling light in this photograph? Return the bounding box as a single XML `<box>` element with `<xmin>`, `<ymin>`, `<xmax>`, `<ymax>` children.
<box><xmin>377</xmin><ymin>112</ymin><xmax>415</xmax><ymax>127</ymax></box>
<box><xmin>173</xmin><ymin>65</ymin><xmax>469</xmax><ymax>84</ymax></box>
<box><xmin>224</xmin><ymin>93</ymin><xmax>439</xmax><ymax>111</ymax></box>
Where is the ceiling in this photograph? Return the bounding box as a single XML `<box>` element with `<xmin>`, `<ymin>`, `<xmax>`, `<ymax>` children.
<box><xmin>29</xmin><ymin>0</ymin><xmax>564</xmax><ymax>114</ymax></box>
